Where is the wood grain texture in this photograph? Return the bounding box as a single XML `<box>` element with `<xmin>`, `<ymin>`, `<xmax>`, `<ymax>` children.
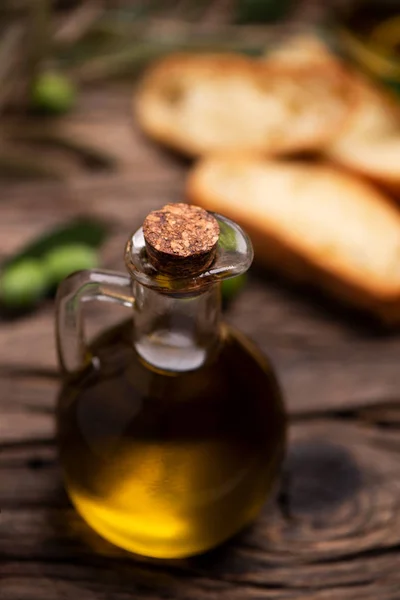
<box><xmin>1</xmin><ymin>421</ymin><xmax>400</xmax><ymax>599</ymax></box>
<box><xmin>1</xmin><ymin>84</ymin><xmax>400</xmax><ymax>600</ymax></box>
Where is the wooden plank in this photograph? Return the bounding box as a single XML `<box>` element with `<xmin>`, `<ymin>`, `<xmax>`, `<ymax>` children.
<box><xmin>1</xmin><ymin>421</ymin><xmax>400</xmax><ymax>599</ymax></box>
<box><xmin>0</xmin><ymin>299</ymin><xmax>132</xmax><ymax>373</ymax></box>
<box><xmin>2</xmin><ymin>302</ymin><xmax>400</xmax><ymax>432</ymax></box>
<box><xmin>0</xmin><ymin>382</ymin><xmax>55</xmax><ymax>444</ymax></box>
<box><xmin>3</xmin><ymin>82</ymin><xmax>185</xmax><ymax>182</ymax></box>
<box><xmin>1</xmin><ymin>561</ymin><xmax>400</xmax><ymax>600</ymax></box>
<box><xmin>0</xmin><ymin>172</ymin><xmax>184</xmax><ymax>258</ymax></box>
<box><xmin>2</xmin><ymin>343</ymin><xmax>400</xmax><ymax>447</ymax></box>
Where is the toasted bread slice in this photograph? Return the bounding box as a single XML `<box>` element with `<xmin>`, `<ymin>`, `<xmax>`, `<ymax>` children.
<box><xmin>135</xmin><ymin>53</ymin><xmax>353</xmax><ymax>157</ymax></box>
<box><xmin>187</xmin><ymin>154</ymin><xmax>400</xmax><ymax>323</ymax></box>
<box><xmin>327</xmin><ymin>76</ymin><xmax>400</xmax><ymax>194</ymax></box>
<box><xmin>263</xmin><ymin>33</ymin><xmax>400</xmax><ymax>193</ymax></box>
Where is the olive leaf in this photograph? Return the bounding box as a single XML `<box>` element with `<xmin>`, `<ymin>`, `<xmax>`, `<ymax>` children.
<box><xmin>2</xmin><ymin>217</ymin><xmax>109</xmax><ymax>270</ymax></box>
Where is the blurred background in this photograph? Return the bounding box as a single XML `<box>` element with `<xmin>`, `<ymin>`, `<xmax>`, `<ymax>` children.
<box><xmin>1</xmin><ymin>0</ymin><xmax>400</xmax><ymax>356</ymax></box>
<box><xmin>3</xmin><ymin>4</ymin><xmax>400</xmax><ymax>596</ymax></box>
<box><xmin>1</xmin><ymin>0</ymin><xmax>400</xmax><ymax>318</ymax></box>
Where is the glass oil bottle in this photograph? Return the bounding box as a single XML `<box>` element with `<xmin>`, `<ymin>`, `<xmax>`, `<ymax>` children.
<box><xmin>56</xmin><ymin>203</ymin><xmax>286</xmax><ymax>559</ymax></box>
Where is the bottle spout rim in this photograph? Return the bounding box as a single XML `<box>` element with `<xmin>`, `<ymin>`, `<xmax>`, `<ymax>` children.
<box><xmin>124</xmin><ymin>212</ymin><xmax>253</xmax><ymax>293</ymax></box>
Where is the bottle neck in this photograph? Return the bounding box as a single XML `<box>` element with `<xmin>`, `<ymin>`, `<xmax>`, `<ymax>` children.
<box><xmin>132</xmin><ymin>281</ymin><xmax>221</xmax><ymax>373</ymax></box>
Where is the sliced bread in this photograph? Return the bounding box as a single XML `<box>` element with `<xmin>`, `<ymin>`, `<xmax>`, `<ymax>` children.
<box><xmin>262</xmin><ymin>32</ymin><xmax>400</xmax><ymax>194</ymax></box>
<box><xmin>187</xmin><ymin>154</ymin><xmax>400</xmax><ymax>323</ymax></box>
<box><xmin>135</xmin><ymin>53</ymin><xmax>354</xmax><ymax>157</ymax></box>
<box><xmin>327</xmin><ymin>76</ymin><xmax>400</xmax><ymax>194</ymax></box>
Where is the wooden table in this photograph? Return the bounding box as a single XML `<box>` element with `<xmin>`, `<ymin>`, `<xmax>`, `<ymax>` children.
<box><xmin>1</xmin><ymin>84</ymin><xmax>400</xmax><ymax>600</ymax></box>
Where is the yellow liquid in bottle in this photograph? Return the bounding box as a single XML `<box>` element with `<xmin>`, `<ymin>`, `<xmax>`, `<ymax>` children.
<box><xmin>57</xmin><ymin>320</ymin><xmax>286</xmax><ymax>558</ymax></box>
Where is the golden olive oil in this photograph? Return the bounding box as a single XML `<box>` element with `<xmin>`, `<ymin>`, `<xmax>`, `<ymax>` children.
<box><xmin>57</xmin><ymin>319</ymin><xmax>286</xmax><ymax>558</ymax></box>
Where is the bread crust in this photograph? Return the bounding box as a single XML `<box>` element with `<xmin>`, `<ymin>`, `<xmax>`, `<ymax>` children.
<box><xmin>262</xmin><ymin>32</ymin><xmax>400</xmax><ymax>195</ymax></box>
<box><xmin>187</xmin><ymin>155</ymin><xmax>400</xmax><ymax>324</ymax></box>
<box><xmin>135</xmin><ymin>53</ymin><xmax>355</xmax><ymax>158</ymax></box>
<box><xmin>327</xmin><ymin>75</ymin><xmax>400</xmax><ymax>195</ymax></box>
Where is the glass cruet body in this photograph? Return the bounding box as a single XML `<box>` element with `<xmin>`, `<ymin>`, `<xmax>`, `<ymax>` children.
<box><xmin>55</xmin><ymin>203</ymin><xmax>287</xmax><ymax>559</ymax></box>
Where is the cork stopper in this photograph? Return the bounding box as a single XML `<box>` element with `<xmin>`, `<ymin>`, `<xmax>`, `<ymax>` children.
<box><xmin>143</xmin><ymin>203</ymin><xmax>220</xmax><ymax>276</ymax></box>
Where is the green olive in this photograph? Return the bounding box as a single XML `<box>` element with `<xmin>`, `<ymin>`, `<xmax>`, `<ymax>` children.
<box><xmin>221</xmin><ymin>273</ymin><xmax>247</xmax><ymax>303</ymax></box>
<box><xmin>0</xmin><ymin>259</ymin><xmax>48</xmax><ymax>309</ymax></box>
<box><xmin>31</xmin><ymin>72</ymin><xmax>76</xmax><ymax>115</ymax></box>
<box><xmin>44</xmin><ymin>244</ymin><xmax>98</xmax><ymax>286</ymax></box>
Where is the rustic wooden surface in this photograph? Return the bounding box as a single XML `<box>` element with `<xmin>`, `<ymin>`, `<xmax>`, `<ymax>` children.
<box><xmin>1</xmin><ymin>83</ymin><xmax>400</xmax><ymax>600</ymax></box>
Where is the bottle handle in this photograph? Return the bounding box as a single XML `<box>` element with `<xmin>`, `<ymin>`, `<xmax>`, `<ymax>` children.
<box><xmin>55</xmin><ymin>269</ymin><xmax>134</xmax><ymax>375</ymax></box>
